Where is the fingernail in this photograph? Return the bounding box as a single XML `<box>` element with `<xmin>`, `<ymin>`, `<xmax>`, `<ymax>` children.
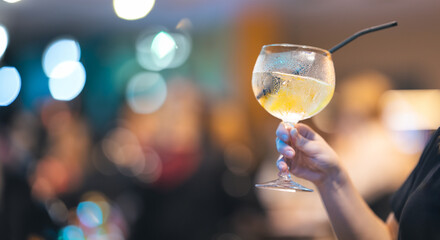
<box><xmin>290</xmin><ymin>128</ymin><xmax>297</xmax><ymax>136</ymax></box>
<box><xmin>282</xmin><ymin>134</ymin><xmax>289</xmax><ymax>142</ymax></box>
<box><xmin>286</xmin><ymin>150</ymin><xmax>294</xmax><ymax>158</ymax></box>
<box><xmin>277</xmin><ymin>161</ymin><xmax>287</xmax><ymax>171</ymax></box>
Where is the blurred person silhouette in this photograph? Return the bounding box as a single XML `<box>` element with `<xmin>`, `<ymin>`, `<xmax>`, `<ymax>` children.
<box><xmin>0</xmin><ymin>106</ymin><xmax>57</xmax><ymax>240</ymax></box>
<box><xmin>109</xmin><ymin>78</ymin><xmax>266</xmax><ymax>240</ymax></box>
<box><xmin>274</xmin><ymin>73</ymin><xmax>440</xmax><ymax>239</ymax></box>
<box><xmin>30</xmin><ymin>100</ymin><xmax>91</xmax><ymax>202</ymax></box>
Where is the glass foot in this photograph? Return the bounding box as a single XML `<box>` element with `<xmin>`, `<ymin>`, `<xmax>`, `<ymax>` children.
<box><xmin>255</xmin><ymin>174</ymin><xmax>313</xmax><ymax>192</ymax></box>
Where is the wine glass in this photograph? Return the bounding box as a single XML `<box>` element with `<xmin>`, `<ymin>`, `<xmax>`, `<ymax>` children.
<box><xmin>252</xmin><ymin>44</ymin><xmax>335</xmax><ymax>192</ymax></box>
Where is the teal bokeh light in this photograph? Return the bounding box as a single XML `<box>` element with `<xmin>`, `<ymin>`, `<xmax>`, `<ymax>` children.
<box><xmin>60</xmin><ymin>225</ymin><xmax>85</xmax><ymax>240</ymax></box>
<box><xmin>126</xmin><ymin>72</ymin><xmax>167</xmax><ymax>114</ymax></box>
<box><xmin>77</xmin><ymin>201</ymin><xmax>103</xmax><ymax>228</ymax></box>
<box><xmin>136</xmin><ymin>30</ymin><xmax>177</xmax><ymax>71</ymax></box>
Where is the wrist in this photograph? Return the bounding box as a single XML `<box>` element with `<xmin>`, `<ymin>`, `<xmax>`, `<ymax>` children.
<box><xmin>315</xmin><ymin>165</ymin><xmax>349</xmax><ymax>192</ymax></box>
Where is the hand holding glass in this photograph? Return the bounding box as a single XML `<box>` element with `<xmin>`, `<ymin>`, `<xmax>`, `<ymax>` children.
<box><xmin>252</xmin><ymin>44</ymin><xmax>335</xmax><ymax>192</ymax></box>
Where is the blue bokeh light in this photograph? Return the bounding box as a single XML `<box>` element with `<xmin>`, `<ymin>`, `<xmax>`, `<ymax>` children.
<box><xmin>48</xmin><ymin>61</ymin><xmax>86</xmax><ymax>101</ymax></box>
<box><xmin>43</xmin><ymin>38</ymin><xmax>81</xmax><ymax>78</ymax></box>
<box><xmin>60</xmin><ymin>225</ymin><xmax>85</xmax><ymax>240</ymax></box>
<box><xmin>0</xmin><ymin>66</ymin><xmax>21</xmax><ymax>106</ymax></box>
<box><xmin>77</xmin><ymin>201</ymin><xmax>103</xmax><ymax>228</ymax></box>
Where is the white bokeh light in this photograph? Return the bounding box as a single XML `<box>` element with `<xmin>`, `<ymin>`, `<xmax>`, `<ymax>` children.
<box><xmin>3</xmin><ymin>0</ymin><xmax>22</xmax><ymax>3</ymax></box>
<box><xmin>43</xmin><ymin>38</ymin><xmax>81</xmax><ymax>78</ymax></box>
<box><xmin>126</xmin><ymin>72</ymin><xmax>167</xmax><ymax>114</ymax></box>
<box><xmin>136</xmin><ymin>31</ymin><xmax>177</xmax><ymax>71</ymax></box>
<box><xmin>151</xmin><ymin>31</ymin><xmax>176</xmax><ymax>59</ymax></box>
<box><xmin>113</xmin><ymin>0</ymin><xmax>155</xmax><ymax>21</ymax></box>
<box><xmin>0</xmin><ymin>66</ymin><xmax>21</xmax><ymax>106</ymax></box>
<box><xmin>0</xmin><ymin>25</ymin><xmax>8</xmax><ymax>59</ymax></box>
<box><xmin>49</xmin><ymin>61</ymin><xmax>86</xmax><ymax>101</ymax></box>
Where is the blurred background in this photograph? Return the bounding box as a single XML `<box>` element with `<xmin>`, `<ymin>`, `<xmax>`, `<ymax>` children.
<box><xmin>1</xmin><ymin>0</ymin><xmax>440</xmax><ymax>239</ymax></box>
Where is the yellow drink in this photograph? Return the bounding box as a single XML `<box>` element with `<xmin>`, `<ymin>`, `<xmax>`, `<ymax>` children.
<box><xmin>253</xmin><ymin>71</ymin><xmax>334</xmax><ymax>123</ymax></box>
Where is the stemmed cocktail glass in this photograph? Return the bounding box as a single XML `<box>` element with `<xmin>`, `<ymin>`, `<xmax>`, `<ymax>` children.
<box><xmin>252</xmin><ymin>44</ymin><xmax>335</xmax><ymax>192</ymax></box>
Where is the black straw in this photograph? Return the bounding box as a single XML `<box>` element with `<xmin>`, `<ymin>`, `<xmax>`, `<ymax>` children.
<box><xmin>329</xmin><ymin>21</ymin><xmax>398</xmax><ymax>54</ymax></box>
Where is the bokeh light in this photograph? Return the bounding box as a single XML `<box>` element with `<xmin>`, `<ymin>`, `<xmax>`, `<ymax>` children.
<box><xmin>381</xmin><ymin>89</ymin><xmax>440</xmax><ymax>131</ymax></box>
<box><xmin>136</xmin><ymin>29</ymin><xmax>191</xmax><ymax>71</ymax></box>
<box><xmin>0</xmin><ymin>25</ymin><xmax>8</xmax><ymax>59</ymax></box>
<box><xmin>49</xmin><ymin>61</ymin><xmax>86</xmax><ymax>101</ymax></box>
<box><xmin>81</xmin><ymin>192</ymin><xmax>111</xmax><ymax>225</ymax></box>
<box><xmin>151</xmin><ymin>31</ymin><xmax>176</xmax><ymax>60</ymax></box>
<box><xmin>167</xmin><ymin>32</ymin><xmax>191</xmax><ymax>69</ymax></box>
<box><xmin>136</xmin><ymin>30</ymin><xmax>175</xmax><ymax>71</ymax></box>
<box><xmin>46</xmin><ymin>198</ymin><xmax>69</xmax><ymax>224</ymax></box>
<box><xmin>77</xmin><ymin>201</ymin><xmax>103</xmax><ymax>228</ymax></box>
<box><xmin>0</xmin><ymin>66</ymin><xmax>21</xmax><ymax>106</ymax></box>
<box><xmin>101</xmin><ymin>127</ymin><xmax>163</xmax><ymax>182</ymax></box>
<box><xmin>42</xmin><ymin>38</ymin><xmax>81</xmax><ymax>78</ymax></box>
<box><xmin>389</xmin><ymin>131</ymin><xmax>426</xmax><ymax>154</ymax></box>
<box><xmin>87</xmin><ymin>223</ymin><xmax>125</xmax><ymax>240</ymax></box>
<box><xmin>3</xmin><ymin>0</ymin><xmax>22</xmax><ymax>3</ymax></box>
<box><xmin>87</xmin><ymin>232</ymin><xmax>124</xmax><ymax>240</ymax></box>
<box><xmin>102</xmin><ymin>127</ymin><xmax>143</xmax><ymax>166</ymax></box>
<box><xmin>125</xmin><ymin>72</ymin><xmax>167</xmax><ymax>114</ymax></box>
<box><xmin>102</xmin><ymin>127</ymin><xmax>148</xmax><ymax>177</ymax></box>
<box><xmin>113</xmin><ymin>0</ymin><xmax>155</xmax><ymax>21</ymax></box>
<box><xmin>137</xmin><ymin>147</ymin><xmax>162</xmax><ymax>183</ymax></box>
<box><xmin>136</xmin><ymin>32</ymin><xmax>161</xmax><ymax>71</ymax></box>
<box><xmin>60</xmin><ymin>225</ymin><xmax>85</xmax><ymax>240</ymax></box>
<box><xmin>176</xmin><ymin>18</ymin><xmax>193</xmax><ymax>32</ymax></box>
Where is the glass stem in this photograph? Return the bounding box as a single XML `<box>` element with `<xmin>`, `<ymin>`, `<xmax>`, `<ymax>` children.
<box><xmin>279</xmin><ymin>121</ymin><xmax>297</xmax><ymax>180</ymax></box>
<box><xmin>278</xmin><ymin>170</ymin><xmax>291</xmax><ymax>180</ymax></box>
<box><xmin>282</xmin><ymin>121</ymin><xmax>296</xmax><ymax>130</ymax></box>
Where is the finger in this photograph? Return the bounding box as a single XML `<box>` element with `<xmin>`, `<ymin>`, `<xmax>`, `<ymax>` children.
<box><xmin>276</xmin><ymin>123</ymin><xmax>290</xmax><ymax>142</ymax></box>
<box><xmin>290</xmin><ymin>127</ymin><xmax>310</xmax><ymax>149</ymax></box>
<box><xmin>276</xmin><ymin>156</ymin><xmax>289</xmax><ymax>173</ymax></box>
<box><xmin>294</xmin><ymin>123</ymin><xmax>318</xmax><ymax>140</ymax></box>
<box><xmin>276</xmin><ymin>137</ymin><xmax>295</xmax><ymax>158</ymax></box>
